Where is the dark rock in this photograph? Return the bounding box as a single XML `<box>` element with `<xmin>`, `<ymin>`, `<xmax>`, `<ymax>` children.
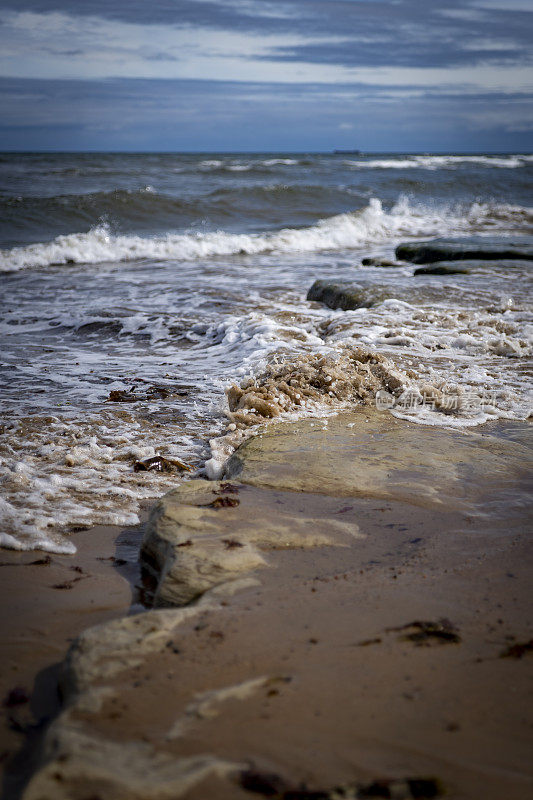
<box><xmin>306</xmin><ymin>280</ymin><xmax>387</xmax><ymax>311</ymax></box>
<box><xmin>395</xmin><ymin>237</ymin><xmax>533</xmax><ymax>264</ymax></box>
<box><xmin>362</xmin><ymin>257</ymin><xmax>402</xmax><ymax>267</ymax></box>
<box><xmin>414</xmin><ymin>264</ymin><xmax>470</xmax><ymax>276</ymax></box>
<box><xmin>133</xmin><ymin>455</ymin><xmax>192</xmax><ymax>473</ymax></box>
<box><xmin>238</xmin><ymin>767</ymin><xmax>443</xmax><ymax>798</ymax></box>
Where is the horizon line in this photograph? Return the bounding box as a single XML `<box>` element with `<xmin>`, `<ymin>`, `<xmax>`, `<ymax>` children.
<box><xmin>1</xmin><ymin>149</ymin><xmax>531</xmax><ymax>156</ymax></box>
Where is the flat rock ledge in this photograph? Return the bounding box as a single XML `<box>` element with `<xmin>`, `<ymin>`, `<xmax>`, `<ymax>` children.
<box><xmin>141</xmin><ymin>476</ymin><xmax>363</xmax><ymax>608</ymax></box>
<box><xmin>395</xmin><ymin>237</ymin><xmax>533</xmax><ymax>264</ymax></box>
<box><xmin>413</xmin><ymin>263</ymin><xmax>471</xmax><ymax>276</ymax></box>
<box><xmin>19</xmin><ymin>408</ymin><xmax>533</xmax><ymax>800</ymax></box>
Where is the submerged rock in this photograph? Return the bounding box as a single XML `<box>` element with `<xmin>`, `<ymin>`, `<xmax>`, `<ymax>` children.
<box><xmin>307</xmin><ymin>279</ymin><xmax>388</xmax><ymax>311</ymax></box>
<box><xmin>395</xmin><ymin>237</ymin><xmax>533</xmax><ymax>264</ymax></box>
<box><xmin>413</xmin><ymin>263</ymin><xmax>471</xmax><ymax>276</ymax></box>
<box><xmin>133</xmin><ymin>455</ymin><xmax>192</xmax><ymax>473</ymax></box>
<box><xmin>361</xmin><ymin>257</ymin><xmax>403</xmax><ymax>267</ymax></box>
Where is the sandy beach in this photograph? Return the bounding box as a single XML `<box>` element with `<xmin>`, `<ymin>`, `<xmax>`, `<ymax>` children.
<box><xmin>0</xmin><ymin>512</ymin><xmax>148</xmax><ymax>798</ymax></box>
<box><xmin>2</xmin><ymin>408</ymin><xmax>531</xmax><ymax>800</ymax></box>
<box><xmin>2</xmin><ymin>0</ymin><xmax>533</xmax><ymax>793</ymax></box>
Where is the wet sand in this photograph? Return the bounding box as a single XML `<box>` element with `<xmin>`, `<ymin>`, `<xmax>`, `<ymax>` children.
<box><xmin>2</xmin><ymin>411</ymin><xmax>533</xmax><ymax>800</ymax></box>
<box><xmin>0</xmin><ymin>513</ymin><xmax>147</xmax><ymax>796</ymax></box>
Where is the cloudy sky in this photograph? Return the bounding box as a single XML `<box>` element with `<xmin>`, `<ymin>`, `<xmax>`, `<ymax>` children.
<box><xmin>1</xmin><ymin>0</ymin><xmax>531</xmax><ymax>151</ymax></box>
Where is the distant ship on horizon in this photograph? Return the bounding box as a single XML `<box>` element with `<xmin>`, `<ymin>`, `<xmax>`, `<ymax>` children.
<box><xmin>333</xmin><ymin>149</ymin><xmax>361</xmax><ymax>154</ymax></box>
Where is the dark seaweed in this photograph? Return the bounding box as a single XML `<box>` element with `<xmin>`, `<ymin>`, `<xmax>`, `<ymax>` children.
<box><xmin>387</xmin><ymin>619</ymin><xmax>461</xmax><ymax>645</ymax></box>
<box><xmin>239</xmin><ymin>769</ymin><xmax>443</xmax><ymax>798</ymax></box>
<box><xmin>500</xmin><ymin>639</ymin><xmax>533</xmax><ymax>659</ymax></box>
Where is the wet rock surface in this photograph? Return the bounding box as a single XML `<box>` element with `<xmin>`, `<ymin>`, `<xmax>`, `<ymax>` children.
<box><xmin>361</xmin><ymin>257</ymin><xmax>404</xmax><ymax>268</ymax></box>
<box><xmin>141</xmin><ymin>477</ymin><xmax>362</xmax><ymax>607</ymax></box>
<box><xmin>15</xmin><ymin>410</ymin><xmax>533</xmax><ymax>800</ymax></box>
<box><xmin>306</xmin><ymin>280</ymin><xmax>389</xmax><ymax>310</ymax></box>
<box><xmin>413</xmin><ymin>263</ymin><xmax>471</xmax><ymax>276</ymax></box>
<box><xmin>224</xmin><ymin>409</ymin><xmax>532</xmax><ymax>514</ymax></box>
<box><xmin>395</xmin><ymin>237</ymin><xmax>533</xmax><ymax>264</ymax></box>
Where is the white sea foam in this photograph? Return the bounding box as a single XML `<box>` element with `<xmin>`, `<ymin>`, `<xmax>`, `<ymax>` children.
<box><xmin>344</xmin><ymin>155</ymin><xmax>531</xmax><ymax>170</ymax></box>
<box><xmin>261</xmin><ymin>158</ymin><xmax>300</xmax><ymax>166</ymax></box>
<box><xmin>198</xmin><ymin>158</ymin><xmax>300</xmax><ymax>170</ymax></box>
<box><xmin>2</xmin><ymin>292</ymin><xmax>531</xmax><ymax>552</ymax></box>
<box><xmin>2</xmin><ymin>153</ymin><xmax>532</xmax><ymax>555</ymax></box>
<box><xmin>0</xmin><ymin>412</ymin><xmax>203</xmax><ymax>553</ymax></box>
<box><xmin>1</xmin><ymin>197</ymin><xmax>531</xmax><ymax>272</ymax></box>
<box><xmin>322</xmin><ymin>301</ymin><xmax>533</xmax><ymax>422</ymax></box>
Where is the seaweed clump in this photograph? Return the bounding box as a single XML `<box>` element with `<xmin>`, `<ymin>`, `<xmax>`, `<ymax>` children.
<box><xmin>388</xmin><ymin>619</ymin><xmax>461</xmax><ymax>646</ymax></box>
<box><xmin>239</xmin><ymin>768</ymin><xmax>444</xmax><ymax>798</ymax></box>
<box><xmin>225</xmin><ymin>348</ymin><xmax>414</xmax><ymax>427</ymax></box>
<box><xmin>500</xmin><ymin>639</ymin><xmax>533</xmax><ymax>659</ymax></box>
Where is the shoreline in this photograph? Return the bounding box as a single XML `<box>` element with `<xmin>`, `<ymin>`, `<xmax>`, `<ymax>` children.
<box><xmin>2</xmin><ymin>408</ymin><xmax>531</xmax><ymax>799</ymax></box>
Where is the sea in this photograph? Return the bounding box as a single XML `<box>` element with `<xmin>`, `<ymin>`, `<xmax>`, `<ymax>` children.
<box><xmin>0</xmin><ymin>152</ymin><xmax>531</xmax><ymax>553</ymax></box>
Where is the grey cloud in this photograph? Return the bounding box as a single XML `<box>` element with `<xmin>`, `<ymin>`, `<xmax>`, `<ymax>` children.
<box><xmin>2</xmin><ymin>0</ymin><xmax>531</xmax><ymax>71</ymax></box>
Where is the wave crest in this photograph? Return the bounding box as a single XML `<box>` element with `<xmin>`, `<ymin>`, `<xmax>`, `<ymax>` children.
<box><xmin>343</xmin><ymin>155</ymin><xmax>533</xmax><ymax>170</ymax></box>
<box><xmin>1</xmin><ymin>197</ymin><xmax>531</xmax><ymax>272</ymax></box>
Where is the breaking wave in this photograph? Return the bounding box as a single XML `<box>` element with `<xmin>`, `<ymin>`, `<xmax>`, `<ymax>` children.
<box><xmin>343</xmin><ymin>155</ymin><xmax>533</xmax><ymax>170</ymax></box>
<box><xmin>2</xmin><ymin>197</ymin><xmax>532</xmax><ymax>272</ymax></box>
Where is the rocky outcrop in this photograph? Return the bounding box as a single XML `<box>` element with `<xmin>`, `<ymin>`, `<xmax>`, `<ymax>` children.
<box><xmin>19</xmin><ymin>409</ymin><xmax>533</xmax><ymax>800</ymax></box>
<box><xmin>361</xmin><ymin>257</ymin><xmax>403</xmax><ymax>267</ymax></box>
<box><xmin>306</xmin><ymin>279</ymin><xmax>388</xmax><ymax>310</ymax></box>
<box><xmin>395</xmin><ymin>237</ymin><xmax>533</xmax><ymax>264</ymax></box>
<box><xmin>413</xmin><ymin>263</ymin><xmax>471</xmax><ymax>276</ymax></box>
<box><xmin>224</xmin><ymin>409</ymin><xmax>532</xmax><ymax>514</ymax></box>
<box><xmin>22</xmin><ymin>607</ymin><xmax>243</xmax><ymax>800</ymax></box>
<box><xmin>141</xmin><ymin>477</ymin><xmax>362</xmax><ymax>607</ymax></box>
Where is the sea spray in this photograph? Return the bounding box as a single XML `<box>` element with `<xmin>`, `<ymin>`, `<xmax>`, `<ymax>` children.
<box><xmin>204</xmin><ymin>346</ymin><xmax>501</xmax><ymax>479</ymax></box>
<box><xmin>2</xmin><ymin>197</ymin><xmax>532</xmax><ymax>271</ymax></box>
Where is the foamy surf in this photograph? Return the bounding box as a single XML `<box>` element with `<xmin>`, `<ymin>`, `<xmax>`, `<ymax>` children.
<box><xmin>1</xmin><ymin>197</ymin><xmax>532</xmax><ymax>272</ymax></box>
<box><xmin>204</xmin><ymin>343</ymin><xmax>527</xmax><ymax>480</ymax></box>
<box><xmin>343</xmin><ymin>155</ymin><xmax>533</xmax><ymax>170</ymax></box>
<box><xmin>1</xmin><ymin>151</ymin><xmax>532</xmax><ymax>554</ymax></box>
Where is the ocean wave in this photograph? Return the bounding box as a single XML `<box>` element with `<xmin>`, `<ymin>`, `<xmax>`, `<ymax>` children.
<box><xmin>1</xmin><ymin>197</ymin><xmax>532</xmax><ymax>272</ymax></box>
<box><xmin>0</xmin><ymin>186</ymin><xmax>189</xmax><ymax>219</ymax></box>
<box><xmin>196</xmin><ymin>157</ymin><xmax>305</xmax><ymax>173</ymax></box>
<box><xmin>0</xmin><ymin>182</ymin><xmax>348</xmax><ymax>238</ymax></box>
<box><xmin>343</xmin><ymin>155</ymin><xmax>532</xmax><ymax>170</ymax></box>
